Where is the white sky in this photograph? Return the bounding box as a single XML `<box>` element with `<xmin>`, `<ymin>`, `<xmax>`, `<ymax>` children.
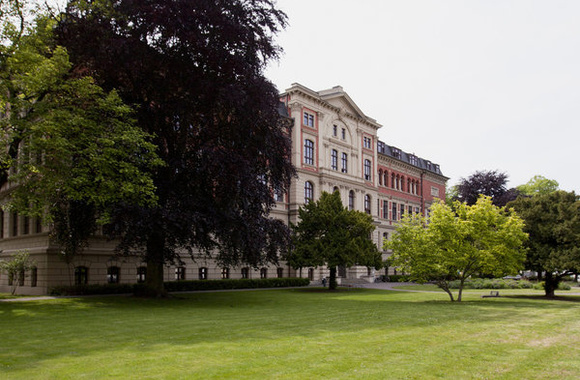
<box><xmin>265</xmin><ymin>0</ymin><xmax>580</xmax><ymax>192</ymax></box>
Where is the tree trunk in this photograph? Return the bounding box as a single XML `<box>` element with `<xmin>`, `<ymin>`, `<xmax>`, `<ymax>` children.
<box><xmin>141</xmin><ymin>232</ymin><xmax>167</xmax><ymax>297</ymax></box>
<box><xmin>437</xmin><ymin>281</ymin><xmax>455</xmax><ymax>302</ymax></box>
<box><xmin>543</xmin><ymin>272</ymin><xmax>558</xmax><ymax>298</ymax></box>
<box><xmin>329</xmin><ymin>267</ymin><xmax>338</xmax><ymax>290</ymax></box>
<box><xmin>457</xmin><ymin>278</ymin><xmax>465</xmax><ymax>302</ymax></box>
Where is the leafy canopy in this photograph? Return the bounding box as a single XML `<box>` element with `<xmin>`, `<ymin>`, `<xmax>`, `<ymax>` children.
<box><xmin>387</xmin><ymin>196</ymin><xmax>527</xmax><ymax>301</ymax></box>
<box><xmin>455</xmin><ymin>170</ymin><xmax>519</xmax><ymax>207</ymax></box>
<box><xmin>516</xmin><ymin>175</ymin><xmax>559</xmax><ymax>196</ymax></box>
<box><xmin>290</xmin><ymin>191</ymin><xmax>382</xmax><ymax>289</ymax></box>
<box><xmin>509</xmin><ymin>190</ymin><xmax>580</xmax><ymax>297</ymax></box>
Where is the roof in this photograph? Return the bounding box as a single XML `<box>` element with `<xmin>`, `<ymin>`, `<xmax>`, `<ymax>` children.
<box><xmin>377</xmin><ymin>140</ymin><xmax>445</xmax><ymax>177</ymax></box>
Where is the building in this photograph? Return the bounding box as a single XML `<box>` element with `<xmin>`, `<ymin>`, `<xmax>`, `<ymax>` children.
<box><xmin>0</xmin><ymin>83</ymin><xmax>447</xmax><ymax>294</ymax></box>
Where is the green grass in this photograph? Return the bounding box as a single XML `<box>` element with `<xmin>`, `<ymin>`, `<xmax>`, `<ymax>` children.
<box><xmin>1</xmin><ymin>289</ymin><xmax>580</xmax><ymax>379</ymax></box>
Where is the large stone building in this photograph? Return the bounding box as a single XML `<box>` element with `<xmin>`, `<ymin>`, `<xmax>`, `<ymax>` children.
<box><xmin>0</xmin><ymin>83</ymin><xmax>447</xmax><ymax>295</ymax></box>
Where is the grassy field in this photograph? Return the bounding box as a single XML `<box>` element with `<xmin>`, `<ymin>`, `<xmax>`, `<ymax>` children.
<box><xmin>1</xmin><ymin>288</ymin><xmax>579</xmax><ymax>379</ymax></box>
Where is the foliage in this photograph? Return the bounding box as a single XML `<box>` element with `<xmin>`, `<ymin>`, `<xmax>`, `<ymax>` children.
<box><xmin>386</xmin><ymin>274</ymin><xmax>410</xmax><ymax>282</ymax></box>
<box><xmin>0</xmin><ymin>250</ymin><xmax>35</xmax><ymax>294</ymax></box>
<box><xmin>387</xmin><ymin>196</ymin><xmax>527</xmax><ymax>301</ymax></box>
<box><xmin>455</xmin><ymin>170</ymin><xmax>519</xmax><ymax>207</ymax></box>
<box><xmin>509</xmin><ymin>190</ymin><xmax>580</xmax><ymax>297</ymax></box>
<box><xmin>48</xmin><ymin>277</ymin><xmax>310</xmax><ymax>295</ymax></box>
<box><xmin>56</xmin><ymin>0</ymin><xmax>295</xmax><ymax>296</ymax></box>
<box><xmin>517</xmin><ymin>175</ymin><xmax>559</xmax><ymax>196</ymax></box>
<box><xmin>448</xmin><ymin>278</ymin><xmax>535</xmax><ymax>289</ymax></box>
<box><xmin>0</xmin><ymin>4</ymin><xmax>161</xmax><ymax>271</ymax></box>
<box><xmin>290</xmin><ymin>191</ymin><xmax>382</xmax><ymax>290</ymax></box>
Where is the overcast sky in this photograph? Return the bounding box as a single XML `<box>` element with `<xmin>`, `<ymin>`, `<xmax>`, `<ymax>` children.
<box><xmin>265</xmin><ymin>0</ymin><xmax>580</xmax><ymax>192</ymax></box>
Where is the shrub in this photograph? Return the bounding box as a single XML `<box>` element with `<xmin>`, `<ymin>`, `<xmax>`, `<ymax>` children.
<box><xmin>387</xmin><ymin>275</ymin><xmax>410</xmax><ymax>282</ymax></box>
<box><xmin>449</xmin><ymin>278</ymin><xmax>536</xmax><ymax>290</ymax></box>
<box><xmin>50</xmin><ymin>278</ymin><xmax>310</xmax><ymax>296</ymax></box>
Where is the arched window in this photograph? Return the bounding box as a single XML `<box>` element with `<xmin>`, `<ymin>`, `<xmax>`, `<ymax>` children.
<box><xmin>304</xmin><ymin>139</ymin><xmax>314</xmax><ymax>165</ymax></box>
<box><xmin>378</xmin><ymin>169</ymin><xmax>383</xmax><ymax>185</ymax></box>
<box><xmin>241</xmin><ymin>267</ymin><xmax>249</xmax><ymax>279</ymax></box>
<box><xmin>260</xmin><ymin>268</ymin><xmax>268</xmax><ymax>279</ymax></box>
<box><xmin>364</xmin><ymin>194</ymin><xmax>371</xmax><ymax>214</ymax></box>
<box><xmin>199</xmin><ymin>267</ymin><xmax>208</xmax><ymax>280</ymax></box>
<box><xmin>277</xmin><ymin>267</ymin><xmax>284</xmax><ymax>278</ymax></box>
<box><xmin>384</xmin><ymin>171</ymin><xmax>388</xmax><ymax>187</ymax></box>
<box><xmin>348</xmin><ymin>190</ymin><xmax>355</xmax><ymax>211</ymax></box>
<box><xmin>333</xmin><ymin>186</ymin><xmax>339</xmax><ymax>194</ymax></box>
<box><xmin>304</xmin><ymin>181</ymin><xmax>314</xmax><ymax>204</ymax></box>
<box><xmin>107</xmin><ymin>266</ymin><xmax>120</xmax><ymax>284</ymax></box>
<box><xmin>364</xmin><ymin>159</ymin><xmax>372</xmax><ymax>181</ymax></box>
<box><xmin>383</xmin><ymin>232</ymin><xmax>389</xmax><ymax>249</ymax></box>
<box><xmin>221</xmin><ymin>267</ymin><xmax>230</xmax><ymax>279</ymax></box>
<box><xmin>308</xmin><ymin>268</ymin><xmax>314</xmax><ymax>280</ymax></box>
<box><xmin>30</xmin><ymin>267</ymin><xmax>37</xmax><ymax>287</ymax></box>
<box><xmin>391</xmin><ymin>173</ymin><xmax>396</xmax><ymax>189</ymax></box>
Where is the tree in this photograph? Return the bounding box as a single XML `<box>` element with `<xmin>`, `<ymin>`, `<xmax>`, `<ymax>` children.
<box><xmin>0</xmin><ymin>3</ymin><xmax>161</xmax><ymax>283</ymax></box>
<box><xmin>0</xmin><ymin>250</ymin><xmax>35</xmax><ymax>295</ymax></box>
<box><xmin>56</xmin><ymin>0</ymin><xmax>295</xmax><ymax>296</ymax></box>
<box><xmin>509</xmin><ymin>191</ymin><xmax>580</xmax><ymax>297</ymax></box>
<box><xmin>387</xmin><ymin>196</ymin><xmax>527</xmax><ymax>301</ymax></box>
<box><xmin>289</xmin><ymin>191</ymin><xmax>382</xmax><ymax>290</ymax></box>
<box><xmin>455</xmin><ymin>170</ymin><xmax>519</xmax><ymax>207</ymax></box>
<box><xmin>517</xmin><ymin>175</ymin><xmax>559</xmax><ymax>196</ymax></box>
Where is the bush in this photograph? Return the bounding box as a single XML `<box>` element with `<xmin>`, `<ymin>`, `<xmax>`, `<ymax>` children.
<box><xmin>50</xmin><ymin>278</ymin><xmax>310</xmax><ymax>296</ymax></box>
<box><xmin>49</xmin><ymin>283</ymin><xmax>135</xmax><ymax>296</ymax></box>
<box><xmin>387</xmin><ymin>275</ymin><xmax>410</xmax><ymax>282</ymax></box>
<box><xmin>449</xmin><ymin>278</ymin><xmax>535</xmax><ymax>290</ymax></box>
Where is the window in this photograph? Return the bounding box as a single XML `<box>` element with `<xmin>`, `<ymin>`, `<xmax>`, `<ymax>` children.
<box><xmin>137</xmin><ymin>266</ymin><xmax>147</xmax><ymax>283</ymax></box>
<box><xmin>35</xmin><ymin>218</ymin><xmax>42</xmax><ymax>233</ymax></box>
<box><xmin>241</xmin><ymin>267</ymin><xmax>249</xmax><ymax>279</ymax></box>
<box><xmin>260</xmin><ymin>268</ymin><xmax>268</xmax><ymax>279</ymax></box>
<box><xmin>277</xmin><ymin>267</ymin><xmax>284</xmax><ymax>278</ymax></box>
<box><xmin>304</xmin><ymin>139</ymin><xmax>314</xmax><ymax>165</ymax></box>
<box><xmin>175</xmin><ymin>266</ymin><xmax>186</xmax><ymax>281</ymax></box>
<box><xmin>331</xmin><ymin>149</ymin><xmax>338</xmax><ymax>170</ymax></box>
<box><xmin>221</xmin><ymin>267</ymin><xmax>230</xmax><ymax>279</ymax></box>
<box><xmin>11</xmin><ymin>212</ymin><xmax>17</xmax><ymax>237</ymax></box>
<box><xmin>409</xmin><ymin>205</ymin><xmax>413</xmax><ymax>215</ymax></box>
<box><xmin>332</xmin><ymin>124</ymin><xmax>337</xmax><ymax>136</ymax></box>
<box><xmin>107</xmin><ymin>266</ymin><xmax>120</xmax><ymax>284</ymax></box>
<box><xmin>304</xmin><ymin>181</ymin><xmax>313</xmax><ymax>204</ymax></box>
<box><xmin>18</xmin><ymin>269</ymin><xmax>25</xmax><ymax>286</ymax></box>
<box><xmin>363</xmin><ymin>136</ymin><xmax>372</xmax><ymax>149</ymax></box>
<box><xmin>199</xmin><ymin>267</ymin><xmax>208</xmax><ymax>280</ymax></box>
<box><xmin>364</xmin><ymin>195</ymin><xmax>371</xmax><ymax>214</ymax></box>
<box><xmin>348</xmin><ymin>190</ymin><xmax>355</xmax><ymax>211</ymax></box>
<box><xmin>392</xmin><ymin>203</ymin><xmax>397</xmax><ymax>220</ymax></box>
<box><xmin>400</xmin><ymin>204</ymin><xmax>405</xmax><ymax>218</ymax></box>
<box><xmin>383</xmin><ymin>232</ymin><xmax>389</xmax><ymax>248</ymax></box>
<box><xmin>23</xmin><ymin>217</ymin><xmax>29</xmax><ymax>235</ymax></box>
<box><xmin>364</xmin><ymin>159</ymin><xmax>371</xmax><ymax>181</ymax></box>
<box><xmin>341</xmin><ymin>153</ymin><xmax>348</xmax><ymax>173</ymax></box>
<box><xmin>383</xmin><ymin>201</ymin><xmax>388</xmax><ymax>219</ymax></box>
<box><xmin>341</xmin><ymin>128</ymin><xmax>346</xmax><ymax>140</ymax></box>
<box><xmin>308</xmin><ymin>268</ymin><xmax>314</xmax><ymax>281</ymax></box>
<box><xmin>274</xmin><ymin>189</ymin><xmax>284</xmax><ymax>202</ymax></box>
<box><xmin>74</xmin><ymin>266</ymin><xmax>88</xmax><ymax>285</ymax></box>
<box><xmin>378</xmin><ymin>169</ymin><xmax>383</xmax><ymax>186</ymax></box>
<box><xmin>303</xmin><ymin>112</ymin><xmax>314</xmax><ymax>127</ymax></box>
<box><xmin>30</xmin><ymin>267</ymin><xmax>37</xmax><ymax>287</ymax></box>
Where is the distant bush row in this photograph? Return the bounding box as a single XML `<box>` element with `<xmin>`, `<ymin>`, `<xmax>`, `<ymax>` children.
<box><xmin>49</xmin><ymin>277</ymin><xmax>310</xmax><ymax>296</ymax></box>
<box><xmin>447</xmin><ymin>278</ymin><xmax>571</xmax><ymax>290</ymax></box>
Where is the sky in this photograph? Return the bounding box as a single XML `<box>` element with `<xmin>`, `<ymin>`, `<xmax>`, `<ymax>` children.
<box><xmin>265</xmin><ymin>0</ymin><xmax>580</xmax><ymax>192</ymax></box>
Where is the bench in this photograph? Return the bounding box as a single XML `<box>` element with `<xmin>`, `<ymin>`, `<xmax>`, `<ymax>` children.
<box><xmin>481</xmin><ymin>291</ymin><xmax>500</xmax><ymax>298</ymax></box>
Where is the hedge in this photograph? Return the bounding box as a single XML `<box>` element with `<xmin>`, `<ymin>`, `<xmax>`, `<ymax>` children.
<box><xmin>49</xmin><ymin>277</ymin><xmax>310</xmax><ymax>296</ymax></box>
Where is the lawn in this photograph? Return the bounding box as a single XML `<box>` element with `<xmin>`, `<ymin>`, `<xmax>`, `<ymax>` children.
<box><xmin>1</xmin><ymin>288</ymin><xmax>579</xmax><ymax>379</ymax></box>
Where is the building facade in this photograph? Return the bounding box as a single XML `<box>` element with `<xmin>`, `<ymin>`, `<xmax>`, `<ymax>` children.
<box><xmin>0</xmin><ymin>83</ymin><xmax>447</xmax><ymax>294</ymax></box>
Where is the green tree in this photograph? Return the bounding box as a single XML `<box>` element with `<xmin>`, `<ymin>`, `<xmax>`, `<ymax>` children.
<box><xmin>0</xmin><ymin>250</ymin><xmax>35</xmax><ymax>295</ymax></box>
<box><xmin>56</xmin><ymin>0</ymin><xmax>295</xmax><ymax>296</ymax></box>
<box><xmin>387</xmin><ymin>196</ymin><xmax>527</xmax><ymax>301</ymax></box>
<box><xmin>289</xmin><ymin>191</ymin><xmax>382</xmax><ymax>290</ymax></box>
<box><xmin>516</xmin><ymin>175</ymin><xmax>559</xmax><ymax>196</ymax></box>
<box><xmin>509</xmin><ymin>191</ymin><xmax>580</xmax><ymax>297</ymax></box>
<box><xmin>0</xmin><ymin>3</ymin><xmax>161</xmax><ymax>280</ymax></box>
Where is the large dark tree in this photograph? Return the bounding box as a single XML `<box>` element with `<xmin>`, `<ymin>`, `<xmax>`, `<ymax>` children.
<box><xmin>509</xmin><ymin>191</ymin><xmax>580</xmax><ymax>297</ymax></box>
<box><xmin>56</xmin><ymin>0</ymin><xmax>295</xmax><ymax>296</ymax></box>
<box><xmin>455</xmin><ymin>170</ymin><xmax>519</xmax><ymax>207</ymax></box>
